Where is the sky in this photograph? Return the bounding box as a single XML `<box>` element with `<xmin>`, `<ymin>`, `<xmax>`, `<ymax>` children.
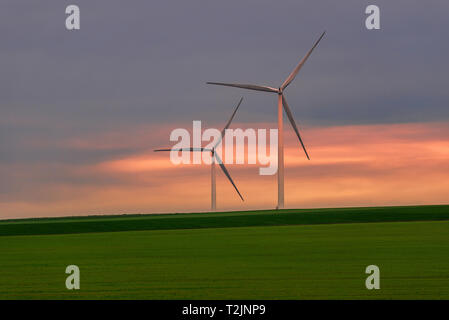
<box><xmin>1</xmin><ymin>0</ymin><xmax>449</xmax><ymax>219</ymax></box>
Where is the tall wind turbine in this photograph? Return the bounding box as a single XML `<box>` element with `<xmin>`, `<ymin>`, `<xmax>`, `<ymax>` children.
<box><xmin>207</xmin><ymin>32</ymin><xmax>325</xmax><ymax>209</ymax></box>
<box><xmin>154</xmin><ymin>97</ymin><xmax>244</xmax><ymax>211</ymax></box>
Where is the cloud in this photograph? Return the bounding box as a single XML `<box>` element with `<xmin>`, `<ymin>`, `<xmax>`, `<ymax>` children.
<box><xmin>1</xmin><ymin>121</ymin><xmax>448</xmax><ymax>219</ymax></box>
<box><xmin>1</xmin><ymin>1</ymin><xmax>449</xmax><ymax>218</ymax></box>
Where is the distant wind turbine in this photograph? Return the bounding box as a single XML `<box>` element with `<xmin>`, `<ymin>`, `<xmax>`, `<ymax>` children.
<box><xmin>207</xmin><ymin>32</ymin><xmax>325</xmax><ymax>209</ymax></box>
<box><xmin>154</xmin><ymin>97</ymin><xmax>244</xmax><ymax>211</ymax></box>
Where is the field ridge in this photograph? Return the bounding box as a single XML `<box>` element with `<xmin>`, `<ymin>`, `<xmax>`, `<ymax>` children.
<box><xmin>1</xmin><ymin>205</ymin><xmax>449</xmax><ymax>237</ymax></box>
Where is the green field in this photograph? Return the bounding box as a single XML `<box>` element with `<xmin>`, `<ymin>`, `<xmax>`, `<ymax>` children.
<box><xmin>0</xmin><ymin>205</ymin><xmax>448</xmax><ymax>299</ymax></box>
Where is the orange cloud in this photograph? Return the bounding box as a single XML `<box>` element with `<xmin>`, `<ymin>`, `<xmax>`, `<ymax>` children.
<box><xmin>1</xmin><ymin>122</ymin><xmax>448</xmax><ymax>219</ymax></box>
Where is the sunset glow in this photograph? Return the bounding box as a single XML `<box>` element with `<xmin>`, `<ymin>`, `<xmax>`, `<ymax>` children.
<box><xmin>2</xmin><ymin>121</ymin><xmax>448</xmax><ymax>219</ymax></box>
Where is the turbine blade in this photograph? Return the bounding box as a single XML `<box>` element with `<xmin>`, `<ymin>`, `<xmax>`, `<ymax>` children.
<box><xmin>282</xmin><ymin>95</ymin><xmax>310</xmax><ymax>160</ymax></box>
<box><xmin>154</xmin><ymin>148</ymin><xmax>206</xmax><ymax>152</ymax></box>
<box><xmin>281</xmin><ymin>31</ymin><xmax>326</xmax><ymax>90</ymax></box>
<box><xmin>207</xmin><ymin>82</ymin><xmax>278</xmax><ymax>93</ymax></box>
<box><xmin>214</xmin><ymin>153</ymin><xmax>244</xmax><ymax>201</ymax></box>
<box><xmin>214</xmin><ymin>97</ymin><xmax>243</xmax><ymax>149</ymax></box>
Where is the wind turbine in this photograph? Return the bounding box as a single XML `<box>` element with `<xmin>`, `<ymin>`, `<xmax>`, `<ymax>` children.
<box><xmin>154</xmin><ymin>97</ymin><xmax>244</xmax><ymax>211</ymax></box>
<box><xmin>207</xmin><ymin>31</ymin><xmax>325</xmax><ymax>209</ymax></box>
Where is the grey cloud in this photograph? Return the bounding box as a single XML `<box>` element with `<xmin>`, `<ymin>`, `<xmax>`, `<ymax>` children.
<box><xmin>1</xmin><ymin>0</ymin><xmax>449</xmax><ymax>212</ymax></box>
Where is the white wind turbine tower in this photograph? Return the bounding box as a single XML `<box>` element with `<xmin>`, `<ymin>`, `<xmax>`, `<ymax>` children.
<box><xmin>207</xmin><ymin>32</ymin><xmax>325</xmax><ymax>209</ymax></box>
<box><xmin>154</xmin><ymin>97</ymin><xmax>244</xmax><ymax>211</ymax></box>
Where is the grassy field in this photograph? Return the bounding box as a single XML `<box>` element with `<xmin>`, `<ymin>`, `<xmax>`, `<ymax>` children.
<box><xmin>0</xmin><ymin>205</ymin><xmax>448</xmax><ymax>299</ymax></box>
